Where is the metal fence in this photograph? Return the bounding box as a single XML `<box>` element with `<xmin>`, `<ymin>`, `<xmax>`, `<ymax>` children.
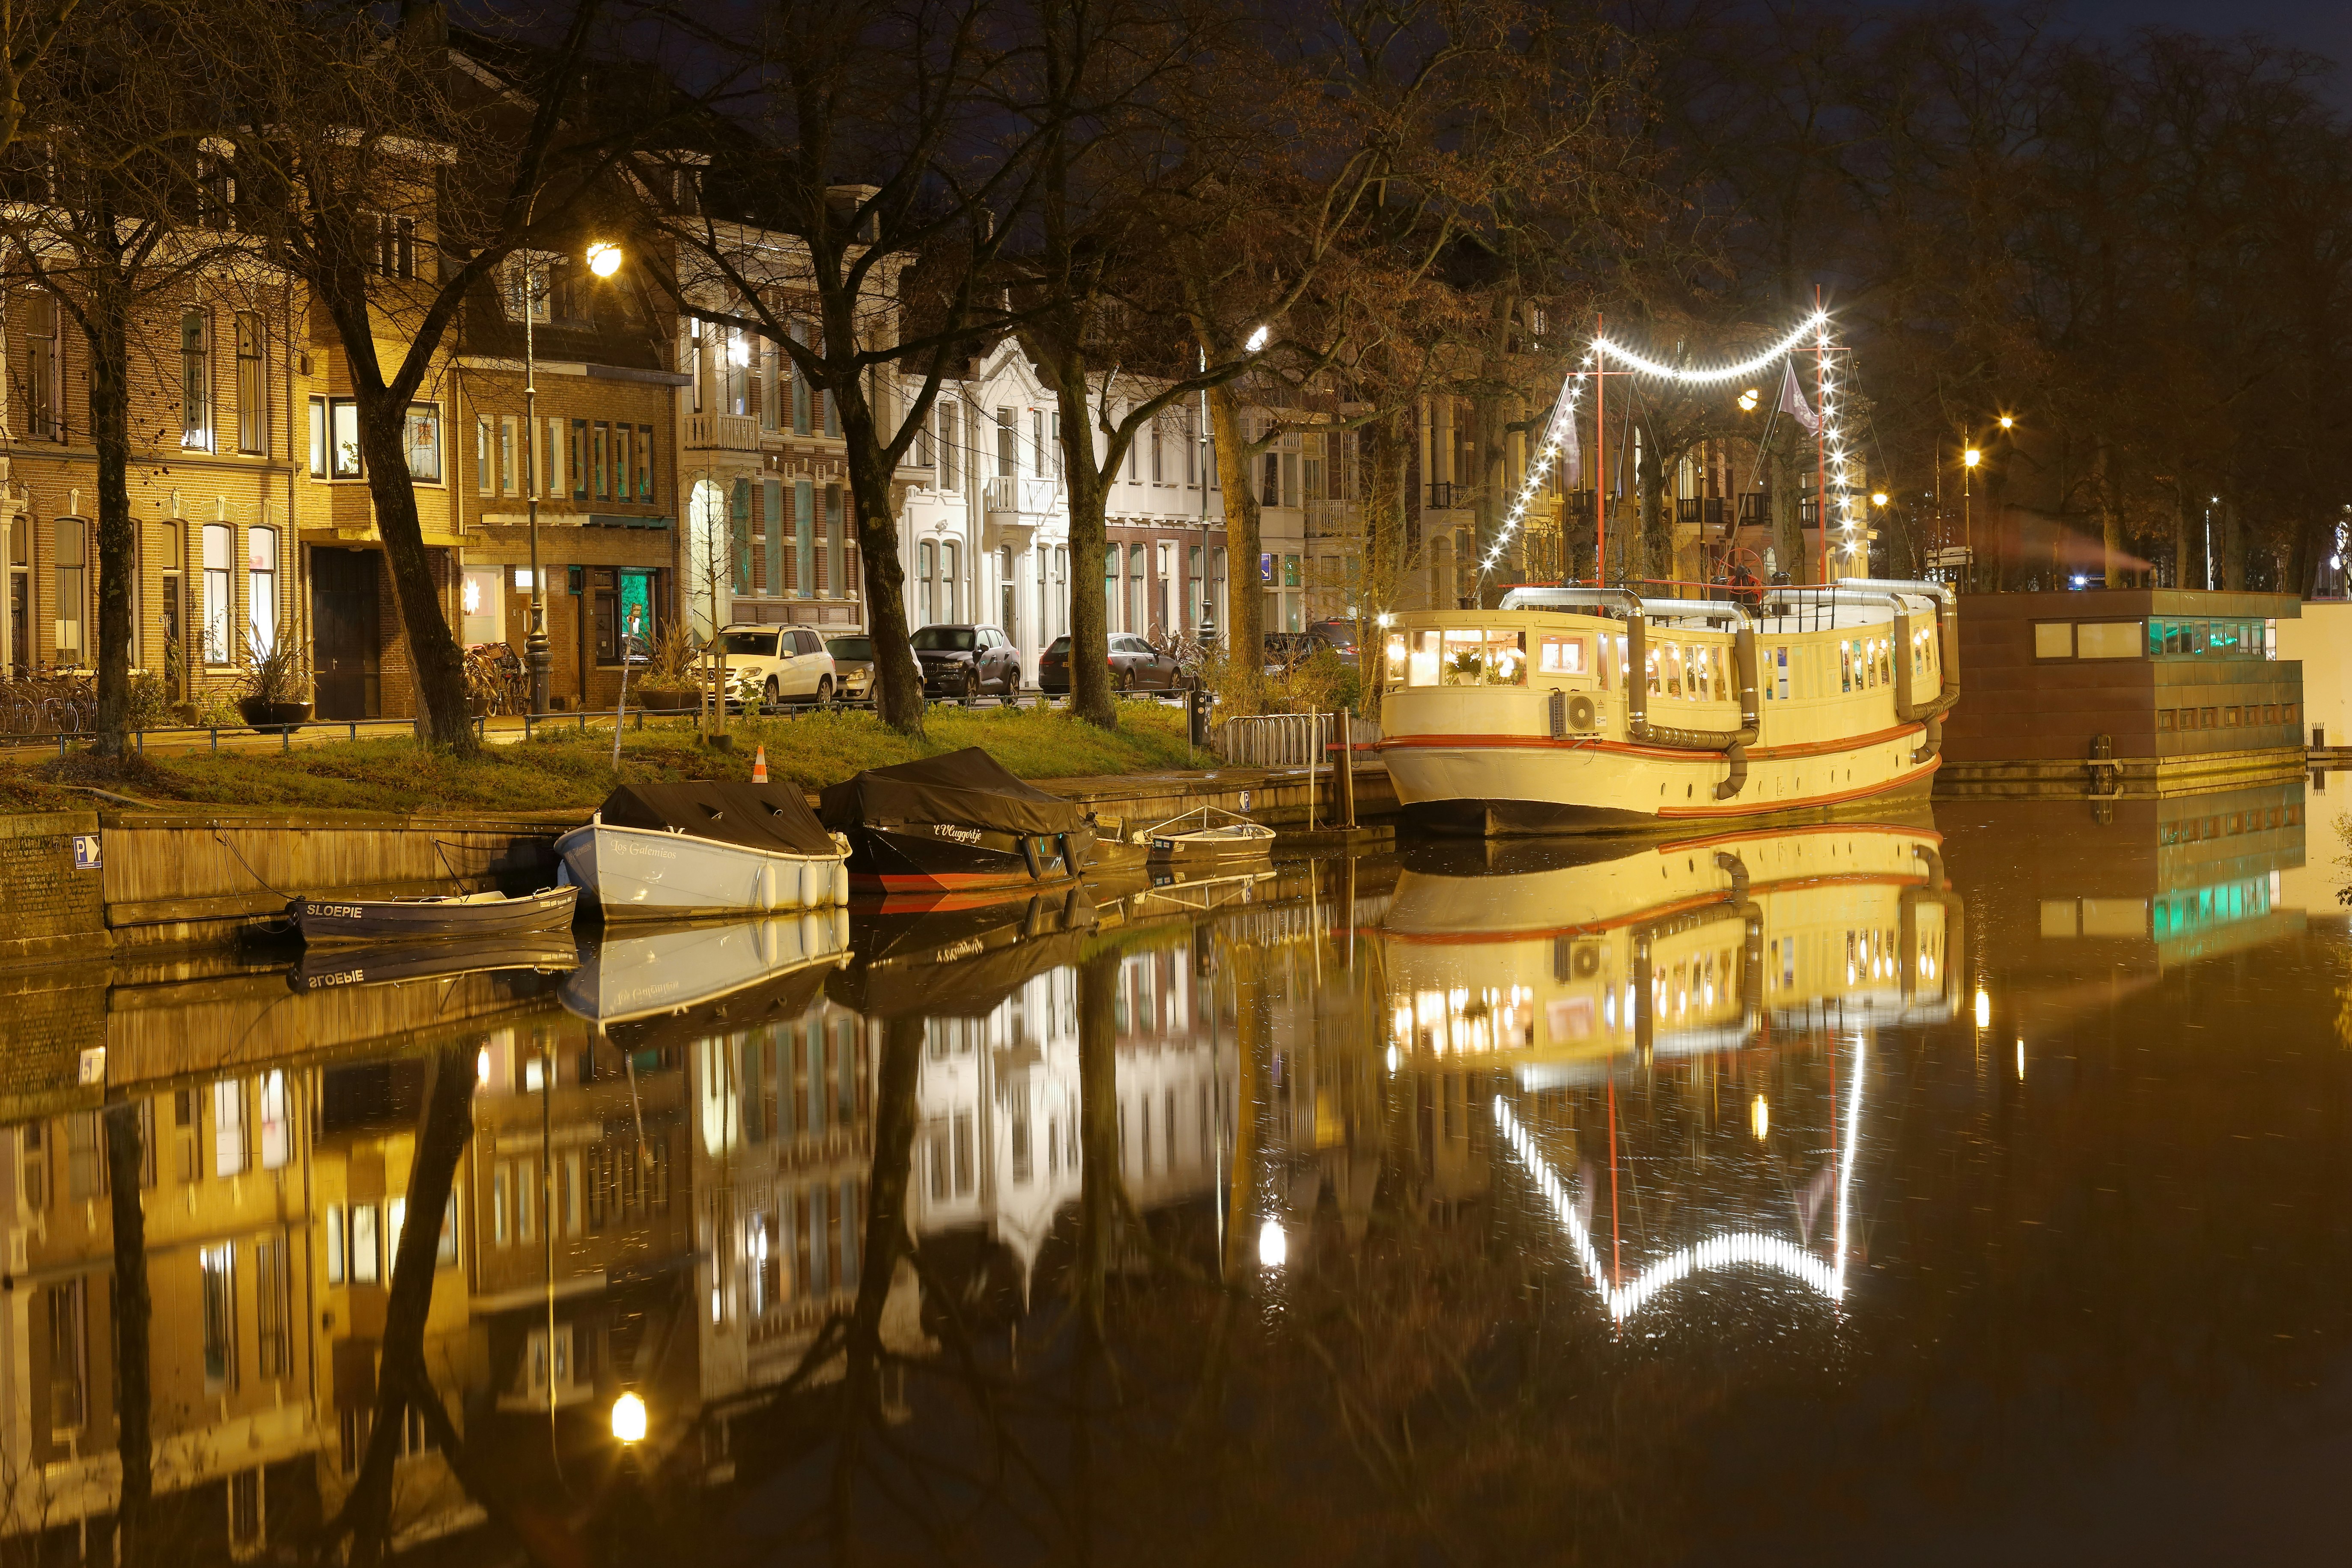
<box><xmin>1212</xmin><ymin>712</ymin><xmax>1380</xmax><ymax>768</ymax></box>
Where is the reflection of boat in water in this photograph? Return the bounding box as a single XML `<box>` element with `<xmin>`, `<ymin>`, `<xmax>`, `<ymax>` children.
<box><xmin>1382</xmin><ymin>820</ymin><xmax>1957</xmax><ymax>1082</ymax></box>
<box><xmin>560</xmin><ymin>913</ymin><xmax>852</xmax><ymax>1048</ymax></box>
<box><xmin>1134</xmin><ymin>806</ymin><xmax>1276</xmax><ymax>866</ymax></box>
<box><xmin>829</xmin><ymin>884</ymin><xmax>1097</xmax><ymax>1017</ymax></box>
<box><xmin>289</xmin><ymin>935</ymin><xmax>581</xmax><ymax>992</ymax></box>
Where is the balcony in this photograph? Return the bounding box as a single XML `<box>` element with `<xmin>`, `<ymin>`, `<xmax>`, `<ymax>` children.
<box><xmin>1738</xmin><ymin>492</ymin><xmax>1770</xmax><ymax>525</ymax></box>
<box><xmin>1674</xmin><ymin>497</ymin><xmax>1729</xmax><ymax>527</ymax></box>
<box><xmin>1305</xmin><ymin>498</ymin><xmax>1356</xmax><ymax>540</ymax></box>
<box><xmin>1426</xmin><ymin>480</ymin><xmax>1460</xmax><ymax>510</ymax></box>
<box><xmin>685</xmin><ymin>412</ymin><xmax>760</xmax><ymax>453</ymax></box>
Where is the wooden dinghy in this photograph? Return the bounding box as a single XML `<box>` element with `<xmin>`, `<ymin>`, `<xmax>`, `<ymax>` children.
<box><xmin>1136</xmin><ymin>806</ymin><xmax>1276</xmax><ymax>865</ymax></box>
<box><xmin>289</xmin><ymin>884</ymin><xmax>581</xmax><ymax>946</ymax></box>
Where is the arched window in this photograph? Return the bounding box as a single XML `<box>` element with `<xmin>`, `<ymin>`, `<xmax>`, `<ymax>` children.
<box><xmin>941</xmin><ymin>542</ymin><xmax>960</xmax><ymax>623</ymax></box>
<box><xmin>917</xmin><ymin>540</ymin><xmax>935</xmax><ymax>625</ymax></box>
<box><xmin>247</xmin><ymin>526</ymin><xmax>278</xmax><ymax>655</ymax></box>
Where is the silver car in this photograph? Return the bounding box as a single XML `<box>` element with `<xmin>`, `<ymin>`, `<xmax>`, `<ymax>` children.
<box><xmin>825</xmin><ymin>635</ymin><xmax>880</xmax><ymax>707</ymax></box>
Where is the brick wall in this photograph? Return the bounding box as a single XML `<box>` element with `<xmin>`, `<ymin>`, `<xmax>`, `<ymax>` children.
<box><xmin>0</xmin><ymin>810</ymin><xmax>109</xmax><ymax>968</ymax></box>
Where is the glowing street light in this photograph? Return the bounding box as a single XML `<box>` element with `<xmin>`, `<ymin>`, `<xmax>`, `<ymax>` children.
<box><xmin>611</xmin><ymin>1390</ymin><xmax>647</xmax><ymax>1443</ymax></box>
<box><xmin>1962</xmin><ymin>447</ymin><xmax>1982</xmax><ymax>469</ymax></box>
<box><xmin>1245</xmin><ymin>324</ymin><xmax>1270</xmax><ymax>353</ymax></box>
<box><xmin>1870</xmin><ymin>491</ymin><xmax>1889</xmax><ymax>507</ymax></box>
<box><xmin>586</xmin><ymin>241</ymin><xmax>624</xmax><ymax>278</ymax></box>
<box><xmin>1998</xmin><ymin>414</ymin><xmax>2015</xmax><ymax>430</ymax></box>
<box><xmin>1737</xmin><ymin>387</ymin><xmax>1760</xmax><ymax>412</ymax></box>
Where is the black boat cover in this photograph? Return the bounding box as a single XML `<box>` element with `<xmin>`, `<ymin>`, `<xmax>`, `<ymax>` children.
<box><xmin>819</xmin><ymin>747</ymin><xmax>1083</xmax><ymax>837</ymax></box>
<box><xmin>594</xmin><ymin>781</ymin><xmax>837</xmax><ymax>856</ymax></box>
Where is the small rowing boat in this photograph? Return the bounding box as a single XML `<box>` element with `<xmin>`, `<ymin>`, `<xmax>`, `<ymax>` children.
<box><xmin>288</xmin><ymin>885</ymin><xmax>581</xmax><ymax>946</ymax></box>
<box><xmin>1135</xmin><ymin>806</ymin><xmax>1276</xmax><ymax>865</ymax></box>
<box><xmin>556</xmin><ymin>782</ymin><xmax>852</xmax><ymax>921</ymax></box>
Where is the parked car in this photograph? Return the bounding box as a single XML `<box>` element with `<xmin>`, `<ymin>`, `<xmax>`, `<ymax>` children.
<box><xmin>914</xmin><ymin>624</ymin><xmax>1022</xmax><ymax>702</ymax></box>
<box><xmin>721</xmin><ymin>624</ymin><xmax>836</xmax><ymax>709</ymax></box>
<box><xmin>1306</xmin><ymin>618</ymin><xmax>1362</xmax><ymax>666</ymax></box>
<box><xmin>1038</xmin><ymin>632</ymin><xmax>1187</xmax><ymax>695</ymax></box>
<box><xmin>825</xmin><ymin>635</ymin><xmax>879</xmax><ymax>706</ymax></box>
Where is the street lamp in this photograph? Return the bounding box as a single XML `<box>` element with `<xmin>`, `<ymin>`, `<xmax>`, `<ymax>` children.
<box><xmin>1737</xmin><ymin>387</ymin><xmax>1760</xmax><ymax>412</ymax></box>
<box><xmin>523</xmin><ymin>238</ymin><xmax>625</xmax><ymax>717</ymax></box>
<box><xmin>1998</xmin><ymin>414</ymin><xmax>2015</xmax><ymax>430</ymax></box>
<box><xmin>611</xmin><ymin>1390</ymin><xmax>647</xmax><ymax>1443</ymax></box>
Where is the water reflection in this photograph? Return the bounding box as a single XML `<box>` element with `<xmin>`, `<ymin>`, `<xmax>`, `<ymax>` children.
<box><xmin>8</xmin><ymin>787</ymin><xmax>2351</xmax><ymax>1562</ymax></box>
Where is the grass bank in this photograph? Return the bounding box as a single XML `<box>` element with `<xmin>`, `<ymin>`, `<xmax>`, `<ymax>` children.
<box><xmin>0</xmin><ymin>702</ymin><xmax>1201</xmax><ymax>817</ymax></box>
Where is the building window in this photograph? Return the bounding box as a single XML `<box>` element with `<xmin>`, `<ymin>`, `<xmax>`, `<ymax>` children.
<box><xmin>326</xmin><ymin>1203</ymin><xmax>345</xmax><ymax>1284</ymax></box>
<box><xmin>939</xmin><ymin>400</ymin><xmax>958</xmax><ymax>489</ymax></box>
<box><xmin>593</xmin><ymin>421</ymin><xmax>611</xmax><ymax>501</ymax></box>
<box><xmin>1150</xmin><ymin>419</ymin><xmax>1162</xmax><ymax>483</ymax></box>
<box><xmin>257</xmin><ymin>1069</ymin><xmax>289</xmax><ymax>1170</ymax></box>
<box><xmin>612</xmin><ymin>424</ymin><xmax>631</xmax><ymax>504</ymax></box>
<box><xmin>180</xmin><ymin>309</ymin><xmax>210</xmax><ymax>449</ymax></box>
<box><xmin>729</xmin><ymin>480</ymin><xmax>751</xmax><ymax>595</ymax></box>
<box><xmin>24</xmin><ymin>291</ymin><xmax>58</xmax><ymax>440</ymax></box>
<box><xmin>231</xmin><ymin>1469</ymin><xmax>262</xmax><ymax>1553</ymax></box>
<box><xmin>762</xmin><ymin>478</ymin><xmax>784</xmax><ymax>596</ymax></box>
<box><xmin>570</xmin><ymin>420</ymin><xmax>588</xmax><ymax>500</ymax></box>
<box><xmin>404</xmin><ymin>402</ymin><xmax>441</xmax><ymax>482</ymax></box>
<box><xmin>65</xmin><ymin>1111</ymin><xmax>104</xmax><ymax>1200</ymax></box>
<box><xmin>212</xmin><ymin>1079</ymin><xmax>246</xmax><ymax>1175</ymax></box>
<box><xmin>996</xmin><ymin>407</ymin><xmax>1016</xmax><ymax>478</ymax></box>
<box><xmin>637</xmin><ymin>423</ymin><xmax>654</xmax><ymax>501</ymax></box>
<box><xmin>200</xmin><ymin>522</ymin><xmax>232</xmax><ymax>663</ymax></box>
<box><xmin>310</xmin><ymin>397</ymin><xmax>362</xmax><ymax>478</ymax></box>
<box><xmin>247</xmin><ymin>528</ymin><xmax>277</xmax><ymax>654</ymax></box>
<box><xmin>504</xmin><ymin>253</ymin><xmax>554</xmax><ymax>321</ymax></box>
<box><xmin>53</xmin><ymin>516</ymin><xmax>85</xmax><ymax>664</ymax></box>
<box><xmin>760</xmin><ymin>339</ymin><xmax>781</xmax><ymax>429</ymax></box>
<box><xmin>1033</xmin><ymin>408</ymin><xmax>1046</xmax><ymax>476</ymax></box>
<box><xmin>374</xmin><ymin>212</ymin><xmax>416</xmax><ymax>279</ymax></box>
<box><xmin>498</xmin><ymin>416</ymin><xmax>516</xmax><ymax>495</ymax></box>
<box><xmin>201</xmin><ymin>1242</ymin><xmax>237</xmax><ymax>1392</ymax></box>
<box><xmin>917</xmin><ymin>540</ymin><xmax>934</xmax><ymax>624</ymax></box>
<box><xmin>255</xmin><ymin>1236</ymin><xmax>290</xmax><ymax>1378</ymax></box>
<box><xmin>235</xmin><ymin>312</ymin><xmax>264</xmax><ymax>454</ymax></box>
<box><xmin>352</xmin><ymin>1202</ymin><xmax>380</xmax><ymax>1285</ymax></box>
<box><xmin>789</xmin><ymin>317</ymin><xmax>811</xmax><ymax>434</ymax></box>
<box><xmin>45</xmin><ymin>1279</ymin><xmax>84</xmax><ymax>1435</ymax></box>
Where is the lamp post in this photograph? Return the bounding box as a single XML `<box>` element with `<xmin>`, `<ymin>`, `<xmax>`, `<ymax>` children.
<box><xmin>520</xmin><ymin>238</ymin><xmax>623</xmax><ymax>717</ymax></box>
<box><xmin>1961</xmin><ymin>445</ymin><xmax>1981</xmax><ymax>591</ymax></box>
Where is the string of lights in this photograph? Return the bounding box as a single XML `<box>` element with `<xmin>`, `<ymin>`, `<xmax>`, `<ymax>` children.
<box><xmin>1476</xmin><ymin>311</ymin><xmax>1852</xmax><ymax>582</ymax></box>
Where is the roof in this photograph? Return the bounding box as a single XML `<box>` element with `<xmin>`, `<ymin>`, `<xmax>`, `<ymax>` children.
<box><xmin>594</xmin><ymin>781</ymin><xmax>835</xmax><ymax>856</ymax></box>
<box><xmin>817</xmin><ymin>748</ymin><xmax>1082</xmax><ymax>838</ymax></box>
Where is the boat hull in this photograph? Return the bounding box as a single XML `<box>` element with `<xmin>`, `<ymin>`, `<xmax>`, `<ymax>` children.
<box><xmin>555</xmin><ymin>823</ymin><xmax>850</xmax><ymax>922</ymax></box>
<box><xmin>1381</xmin><ymin>730</ymin><xmax>1938</xmax><ymax>837</ymax></box>
<box><xmin>289</xmin><ymin>885</ymin><xmax>581</xmax><ymax>945</ymax></box>
<box><xmin>841</xmin><ymin>821</ymin><xmax>1085</xmax><ymax>894</ymax></box>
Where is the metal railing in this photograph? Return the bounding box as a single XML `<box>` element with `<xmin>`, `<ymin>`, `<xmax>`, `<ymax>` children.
<box><xmin>1213</xmin><ymin>712</ymin><xmax>1379</xmax><ymax>768</ymax></box>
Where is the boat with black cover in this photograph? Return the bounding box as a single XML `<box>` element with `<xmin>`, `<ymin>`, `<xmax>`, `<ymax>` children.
<box><xmin>556</xmin><ymin>781</ymin><xmax>852</xmax><ymax>920</ymax></box>
<box><xmin>819</xmin><ymin>747</ymin><xmax>1093</xmax><ymax>894</ymax></box>
<box><xmin>288</xmin><ymin>884</ymin><xmax>581</xmax><ymax>946</ymax></box>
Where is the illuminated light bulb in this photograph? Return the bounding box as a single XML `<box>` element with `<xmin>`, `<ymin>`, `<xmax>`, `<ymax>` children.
<box><xmin>611</xmin><ymin>1390</ymin><xmax>647</xmax><ymax>1443</ymax></box>
<box><xmin>1963</xmin><ymin>448</ymin><xmax>1982</xmax><ymax>468</ymax></box>
<box><xmin>1245</xmin><ymin>325</ymin><xmax>1270</xmax><ymax>352</ymax></box>
<box><xmin>1257</xmin><ymin>1218</ymin><xmax>1287</xmax><ymax>1268</ymax></box>
<box><xmin>1998</xmin><ymin>414</ymin><xmax>2014</xmax><ymax>429</ymax></box>
<box><xmin>1738</xmin><ymin>387</ymin><xmax>1760</xmax><ymax>412</ymax></box>
<box><xmin>1871</xmin><ymin>492</ymin><xmax>1888</xmax><ymax>507</ymax></box>
<box><xmin>585</xmin><ymin>241</ymin><xmax>623</xmax><ymax>278</ymax></box>
<box><xmin>1974</xmin><ymin>988</ymin><xmax>1991</xmax><ymax>1028</ymax></box>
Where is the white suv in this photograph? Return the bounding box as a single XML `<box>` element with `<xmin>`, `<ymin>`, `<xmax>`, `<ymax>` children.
<box><xmin>720</xmin><ymin>624</ymin><xmax>837</xmax><ymax>709</ymax></box>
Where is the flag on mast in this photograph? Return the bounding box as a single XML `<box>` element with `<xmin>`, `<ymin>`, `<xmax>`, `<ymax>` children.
<box><xmin>1777</xmin><ymin>360</ymin><xmax>1820</xmax><ymax>437</ymax></box>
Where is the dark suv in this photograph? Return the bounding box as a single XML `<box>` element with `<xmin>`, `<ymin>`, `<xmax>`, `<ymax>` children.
<box><xmin>914</xmin><ymin>624</ymin><xmax>1022</xmax><ymax>702</ymax></box>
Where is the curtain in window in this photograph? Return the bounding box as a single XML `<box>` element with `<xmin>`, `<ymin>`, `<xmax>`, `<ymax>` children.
<box><xmin>247</xmin><ymin>528</ymin><xmax>277</xmax><ymax>654</ymax></box>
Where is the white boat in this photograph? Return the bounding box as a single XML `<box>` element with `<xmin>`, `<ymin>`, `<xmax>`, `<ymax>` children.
<box><xmin>1374</xmin><ymin>579</ymin><xmax>1958</xmax><ymax>834</ymax></box>
<box><xmin>556</xmin><ymin>782</ymin><xmax>851</xmax><ymax>922</ymax></box>
<box><xmin>1132</xmin><ymin>806</ymin><xmax>1276</xmax><ymax>864</ymax></box>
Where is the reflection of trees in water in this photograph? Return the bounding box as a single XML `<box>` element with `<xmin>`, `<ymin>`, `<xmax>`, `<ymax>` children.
<box><xmin>615</xmin><ymin>931</ymin><xmax>1726</xmax><ymax>1568</ymax></box>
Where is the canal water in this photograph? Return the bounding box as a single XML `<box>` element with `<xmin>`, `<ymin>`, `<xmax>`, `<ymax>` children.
<box><xmin>1</xmin><ymin>773</ymin><xmax>2345</xmax><ymax>1565</ymax></box>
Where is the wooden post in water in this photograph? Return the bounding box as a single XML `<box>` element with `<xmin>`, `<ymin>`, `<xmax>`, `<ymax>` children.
<box><xmin>1334</xmin><ymin>707</ymin><xmax>1357</xmax><ymax>829</ymax></box>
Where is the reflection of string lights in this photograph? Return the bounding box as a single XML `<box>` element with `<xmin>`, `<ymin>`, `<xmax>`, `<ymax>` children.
<box><xmin>1493</xmin><ymin>1030</ymin><xmax>1865</xmax><ymax>1321</ymax></box>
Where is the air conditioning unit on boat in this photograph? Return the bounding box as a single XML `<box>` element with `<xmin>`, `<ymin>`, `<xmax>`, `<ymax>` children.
<box><xmin>1552</xmin><ymin>936</ymin><xmax>1604</xmax><ymax>984</ymax></box>
<box><xmin>1550</xmin><ymin>689</ymin><xmax>1600</xmax><ymax>737</ymax></box>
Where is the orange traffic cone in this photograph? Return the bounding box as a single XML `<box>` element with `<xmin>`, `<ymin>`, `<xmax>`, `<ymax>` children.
<box><xmin>752</xmin><ymin>745</ymin><xmax>769</xmax><ymax>784</ymax></box>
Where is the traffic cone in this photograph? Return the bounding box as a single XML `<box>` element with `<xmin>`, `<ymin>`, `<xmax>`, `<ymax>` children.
<box><xmin>752</xmin><ymin>745</ymin><xmax>769</xmax><ymax>784</ymax></box>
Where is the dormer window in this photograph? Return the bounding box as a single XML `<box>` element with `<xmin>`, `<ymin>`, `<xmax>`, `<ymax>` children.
<box><xmin>503</xmin><ymin>251</ymin><xmax>568</xmax><ymax>322</ymax></box>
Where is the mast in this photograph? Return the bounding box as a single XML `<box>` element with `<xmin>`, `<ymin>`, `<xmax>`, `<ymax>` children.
<box><xmin>1814</xmin><ymin>289</ymin><xmax>1829</xmax><ymax>584</ymax></box>
<box><xmin>1594</xmin><ymin>314</ymin><xmax>1606</xmax><ymax>584</ymax></box>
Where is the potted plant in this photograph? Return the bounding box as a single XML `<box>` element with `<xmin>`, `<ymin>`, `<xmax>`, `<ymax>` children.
<box><xmin>237</xmin><ymin>622</ymin><xmax>314</xmax><ymax>733</ymax></box>
<box><xmin>635</xmin><ymin>621</ymin><xmax>703</xmax><ymax>713</ymax></box>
